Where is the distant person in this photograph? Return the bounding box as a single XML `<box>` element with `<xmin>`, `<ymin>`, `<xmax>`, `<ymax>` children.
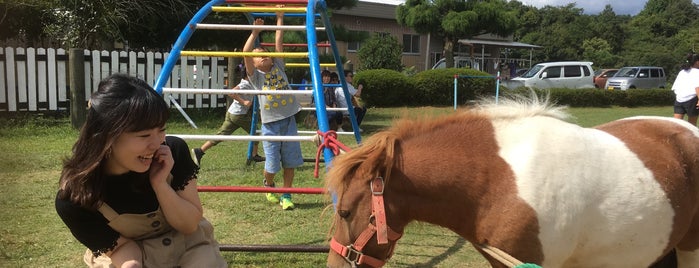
<box><xmin>55</xmin><ymin>74</ymin><xmax>226</xmax><ymax>267</ymax></box>
<box><xmin>325</xmin><ymin>72</ymin><xmax>343</xmax><ymax>130</ymax></box>
<box><xmin>243</xmin><ymin>10</ymin><xmax>303</xmax><ymax>210</ymax></box>
<box><xmin>334</xmin><ymin>71</ymin><xmax>367</xmax><ymax>131</ymax></box>
<box><xmin>672</xmin><ymin>53</ymin><xmax>699</xmax><ymax>125</ymax></box>
<box><xmin>191</xmin><ymin>65</ymin><xmax>263</xmax><ymax>166</ymax></box>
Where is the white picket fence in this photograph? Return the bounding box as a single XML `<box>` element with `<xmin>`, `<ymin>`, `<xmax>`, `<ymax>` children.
<box><xmin>0</xmin><ymin>47</ymin><xmax>229</xmax><ymax>113</ymax></box>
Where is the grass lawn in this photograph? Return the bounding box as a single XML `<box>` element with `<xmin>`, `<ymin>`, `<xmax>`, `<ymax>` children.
<box><xmin>0</xmin><ymin>104</ymin><xmax>674</xmax><ymax>267</ymax></box>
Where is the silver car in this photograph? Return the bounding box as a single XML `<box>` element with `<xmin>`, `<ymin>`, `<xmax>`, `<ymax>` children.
<box><xmin>605</xmin><ymin>66</ymin><xmax>666</xmax><ymax>90</ymax></box>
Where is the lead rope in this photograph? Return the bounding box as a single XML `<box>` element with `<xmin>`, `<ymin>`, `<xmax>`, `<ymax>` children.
<box><xmin>479</xmin><ymin>244</ymin><xmax>541</xmax><ymax>268</ymax></box>
<box><xmin>313</xmin><ymin>130</ymin><xmax>352</xmax><ymax>178</ymax></box>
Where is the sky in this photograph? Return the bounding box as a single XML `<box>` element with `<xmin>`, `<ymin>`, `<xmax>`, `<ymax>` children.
<box><xmin>517</xmin><ymin>0</ymin><xmax>699</xmax><ymax>15</ymax></box>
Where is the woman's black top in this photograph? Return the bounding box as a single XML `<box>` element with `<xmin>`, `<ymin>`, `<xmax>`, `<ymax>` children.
<box><xmin>55</xmin><ymin>136</ymin><xmax>198</xmax><ymax>255</ymax></box>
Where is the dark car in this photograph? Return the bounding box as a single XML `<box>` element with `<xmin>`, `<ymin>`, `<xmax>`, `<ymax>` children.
<box><xmin>593</xmin><ymin>69</ymin><xmax>618</xmax><ymax>89</ymax></box>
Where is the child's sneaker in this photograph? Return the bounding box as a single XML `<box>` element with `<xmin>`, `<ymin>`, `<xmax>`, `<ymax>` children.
<box><xmin>263</xmin><ymin>181</ymin><xmax>279</xmax><ymax>204</ymax></box>
<box><xmin>280</xmin><ymin>194</ymin><xmax>295</xmax><ymax>210</ymax></box>
<box><xmin>191</xmin><ymin>148</ymin><xmax>204</xmax><ymax>166</ymax></box>
<box><xmin>266</xmin><ymin>193</ymin><xmax>280</xmax><ymax>204</ymax></box>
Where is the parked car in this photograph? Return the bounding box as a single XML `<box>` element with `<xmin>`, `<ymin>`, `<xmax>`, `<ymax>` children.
<box><xmin>593</xmin><ymin>69</ymin><xmax>618</xmax><ymax>89</ymax></box>
<box><xmin>605</xmin><ymin>66</ymin><xmax>666</xmax><ymax>90</ymax></box>
<box><xmin>513</xmin><ymin>68</ymin><xmax>529</xmax><ymax>78</ymax></box>
<box><xmin>432</xmin><ymin>56</ymin><xmax>480</xmax><ymax>70</ymax></box>
<box><xmin>503</xmin><ymin>61</ymin><xmax>594</xmax><ymax>89</ymax></box>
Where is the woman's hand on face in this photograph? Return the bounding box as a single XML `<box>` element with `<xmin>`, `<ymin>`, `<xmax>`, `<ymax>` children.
<box><xmin>149</xmin><ymin>145</ymin><xmax>174</xmax><ymax>186</ymax></box>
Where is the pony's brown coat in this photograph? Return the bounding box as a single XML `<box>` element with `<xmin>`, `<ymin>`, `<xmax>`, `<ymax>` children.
<box><xmin>596</xmin><ymin>119</ymin><xmax>699</xmax><ymax>252</ymax></box>
<box><xmin>326</xmin><ymin>111</ymin><xmax>544</xmax><ymax>267</ymax></box>
<box><xmin>326</xmin><ymin>101</ymin><xmax>699</xmax><ymax>268</ymax></box>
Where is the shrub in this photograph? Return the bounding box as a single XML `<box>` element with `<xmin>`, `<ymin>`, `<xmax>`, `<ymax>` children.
<box><xmin>354</xmin><ymin>69</ymin><xmax>413</xmax><ymax>107</ymax></box>
<box><xmin>505</xmin><ymin>88</ymin><xmax>674</xmax><ymax>107</ymax></box>
<box><xmin>412</xmin><ymin>68</ymin><xmax>497</xmax><ymax>106</ymax></box>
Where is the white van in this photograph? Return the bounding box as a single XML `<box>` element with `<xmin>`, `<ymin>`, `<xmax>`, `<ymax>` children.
<box><xmin>503</xmin><ymin>61</ymin><xmax>594</xmax><ymax>89</ymax></box>
<box><xmin>431</xmin><ymin>57</ymin><xmax>480</xmax><ymax>70</ymax></box>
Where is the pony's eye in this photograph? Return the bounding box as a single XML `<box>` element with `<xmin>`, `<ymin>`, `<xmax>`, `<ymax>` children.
<box><xmin>338</xmin><ymin>210</ymin><xmax>350</xmax><ymax>218</ymax></box>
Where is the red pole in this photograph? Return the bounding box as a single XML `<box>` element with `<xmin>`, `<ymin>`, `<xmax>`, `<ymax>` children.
<box><xmin>198</xmin><ymin>186</ymin><xmax>325</xmax><ymax>194</ymax></box>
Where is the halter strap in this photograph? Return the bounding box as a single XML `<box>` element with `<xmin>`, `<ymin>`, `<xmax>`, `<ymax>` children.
<box><xmin>329</xmin><ymin>224</ymin><xmax>402</xmax><ymax>267</ymax></box>
<box><xmin>371</xmin><ymin>177</ymin><xmax>388</xmax><ymax>244</ymax></box>
<box><xmin>330</xmin><ymin>176</ymin><xmax>403</xmax><ymax>267</ymax></box>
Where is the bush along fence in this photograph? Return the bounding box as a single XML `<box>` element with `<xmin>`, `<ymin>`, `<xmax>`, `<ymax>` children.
<box><xmin>0</xmin><ymin>47</ymin><xmax>231</xmax><ymax>113</ymax></box>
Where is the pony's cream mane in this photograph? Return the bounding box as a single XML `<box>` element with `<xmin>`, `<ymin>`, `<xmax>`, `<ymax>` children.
<box><xmin>473</xmin><ymin>92</ymin><xmax>571</xmax><ymax>122</ymax></box>
<box><xmin>324</xmin><ymin>93</ymin><xmax>569</xmax><ymax>197</ymax></box>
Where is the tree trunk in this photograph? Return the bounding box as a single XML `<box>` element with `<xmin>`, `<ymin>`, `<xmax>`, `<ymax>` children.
<box><xmin>443</xmin><ymin>36</ymin><xmax>455</xmax><ymax>68</ymax></box>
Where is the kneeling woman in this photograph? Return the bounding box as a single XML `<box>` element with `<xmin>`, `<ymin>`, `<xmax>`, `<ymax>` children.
<box><xmin>55</xmin><ymin>74</ymin><xmax>227</xmax><ymax>267</ymax></box>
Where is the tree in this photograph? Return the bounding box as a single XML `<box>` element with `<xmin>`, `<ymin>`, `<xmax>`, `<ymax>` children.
<box><xmin>396</xmin><ymin>0</ymin><xmax>517</xmax><ymax>68</ymax></box>
<box><xmin>582</xmin><ymin>38</ymin><xmax>617</xmax><ymax>68</ymax></box>
<box><xmin>0</xmin><ymin>0</ymin><xmax>59</xmax><ymax>47</ymax></box>
<box><xmin>357</xmin><ymin>33</ymin><xmax>403</xmax><ymax>71</ymax></box>
<box><xmin>621</xmin><ymin>0</ymin><xmax>699</xmax><ymax>74</ymax></box>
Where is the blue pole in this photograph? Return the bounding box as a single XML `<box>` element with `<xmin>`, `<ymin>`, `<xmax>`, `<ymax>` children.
<box><xmin>306</xmin><ymin>0</ymin><xmax>337</xmax><ymax>169</ymax></box>
<box><xmin>453</xmin><ymin>74</ymin><xmax>458</xmax><ymax>111</ymax></box>
<box><xmin>154</xmin><ymin>0</ymin><xmax>225</xmax><ymax>94</ymax></box>
<box><xmin>495</xmin><ymin>71</ymin><xmax>501</xmax><ymax>105</ymax></box>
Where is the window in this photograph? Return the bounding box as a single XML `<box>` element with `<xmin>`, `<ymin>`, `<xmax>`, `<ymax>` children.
<box><xmin>650</xmin><ymin>68</ymin><xmax>660</xmax><ymax>78</ymax></box>
<box><xmin>348</xmin><ymin>41</ymin><xmax>361</xmax><ymax>52</ymax></box>
<box><xmin>347</xmin><ymin>31</ymin><xmax>369</xmax><ymax>53</ymax></box>
<box><xmin>543</xmin><ymin>67</ymin><xmax>561</xmax><ymax>78</ymax></box>
<box><xmin>639</xmin><ymin>68</ymin><xmax>650</xmax><ymax>78</ymax></box>
<box><xmin>564</xmin><ymin>66</ymin><xmax>582</xmax><ymax>77</ymax></box>
<box><xmin>402</xmin><ymin>34</ymin><xmax>420</xmax><ymax>54</ymax></box>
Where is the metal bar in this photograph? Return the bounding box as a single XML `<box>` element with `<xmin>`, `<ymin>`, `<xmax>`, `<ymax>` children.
<box><xmin>196</xmin><ymin>23</ymin><xmax>324</xmax><ymax>31</ymax></box>
<box><xmin>162</xmin><ymin>88</ymin><xmax>313</xmax><ymax>95</ymax></box>
<box><xmin>171</xmin><ymin>134</ymin><xmax>317</xmax><ymax>142</ymax></box>
<box><xmin>212</xmin><ymin>6</ymin><xmax>306</xmax><ymax>12</ymax></box>
<box><xmin>225</xmin><ymin>0</ymin><xmax>309</xmax><ymax>4</ymax></box>
<box><xmin>198</xmin><ymin>186</ymin><xmax>324</xmax><ymax>194</ymax></box>
<box><xmin>261</xmin><ymin>42</ymin><xmax>331</xmax><ymax>47</ymax></box>
<box><xmin>219</xmin><ymin>244</ymin><xmax>329</xmax><ymax>253</ymax></box>
<box><xmin>167</xmin><ymin>95</ymin><xmax>198</xmax><ymax>129</ymax></box>
<box><xmin>180</xmin><ymin>50</ymin><xmax>309</xmax><ymax>58</ymax></box>
<box><xmin>300</xmin><ymin>107</ymin><xmax>348</xmax><ymax>111</ymax></box>
<box><xmin>251</xmin><ymin>12</ymin><xmax>313</xmax><ymax>17</ymax></box>
<box><xmin>287</xmin><ymin>63</ymin><xmax>335</xmax><ymax>67</ymax></box>
<box><xmin>225</xmin><ymin>0</ymin><xmax>309</xmax><ymax>3</ymax></box>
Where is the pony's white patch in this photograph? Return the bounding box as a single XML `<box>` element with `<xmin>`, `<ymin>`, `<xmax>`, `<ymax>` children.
<box><xmin>491</xmin><ymin>115</ymin><xmax>675</xmax><ymax>267</ymax></box>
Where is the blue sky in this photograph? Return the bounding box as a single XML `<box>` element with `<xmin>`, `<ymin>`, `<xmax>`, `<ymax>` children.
<box><xmin>517</xmin><ymin>0</ymin><xmax>699</xmax><ymax>15</ymax></box>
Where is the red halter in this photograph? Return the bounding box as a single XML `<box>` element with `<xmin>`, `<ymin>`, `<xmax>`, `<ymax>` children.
<box><xmin>330</xmin><ymin>177</ymin><xmax>403</xmax><ymax>267</ymax></box>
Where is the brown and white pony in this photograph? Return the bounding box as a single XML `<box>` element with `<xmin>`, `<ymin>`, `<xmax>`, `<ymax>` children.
<box><xmin>325</xmin><ymin>97</ymin><xmax>699</xmax><ymax>268</ymax></box>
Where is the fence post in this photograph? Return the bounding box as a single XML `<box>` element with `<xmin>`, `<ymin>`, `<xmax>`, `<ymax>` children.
<box><xmin>69</xmin><ymin>48</ymin><xmax>86</xmax><ymax>129</ymax></box>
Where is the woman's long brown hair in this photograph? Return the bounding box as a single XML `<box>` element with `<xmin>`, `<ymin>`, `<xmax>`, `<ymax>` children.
<box><xmin>57</xmin><ymin>74</ymin><xmax>169</xmax><ymax>210</ymax></box>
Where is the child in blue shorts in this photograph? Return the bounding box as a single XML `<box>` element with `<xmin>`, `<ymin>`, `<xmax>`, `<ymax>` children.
<box><xmin>243</xmin><ymin>12</ymin><xmax>303</xmax><ymax>210</ymax></box>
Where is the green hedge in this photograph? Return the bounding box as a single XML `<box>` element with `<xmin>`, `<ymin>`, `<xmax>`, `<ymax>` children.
<box><xmin>354</xmin><ymin>69</ymin><xmax>414</xmax><ymax>107</ymax></box>
<box><xmin>507</xmin><ymin>88</ymin><xmax>674</xmax><ymax>107</ymax></box>
<box><xmin>354</xmin><ymin>68</ymin><xmax>496</xmax><ymax>107</ymax></box>
<box><xmin>353</xmin><ymin>68</ymin><xmax>675</xmax><ymax>107</ymax></box>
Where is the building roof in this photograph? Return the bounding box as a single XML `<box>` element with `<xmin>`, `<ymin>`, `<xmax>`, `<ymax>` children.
<box><xmin>360</xmin><ymin>0</ymin><xmax>404</xmax><ymax>5</ymax></box>
<box><xmin>333</xmin><ymin>0</ymin><xmax>401</xmax><ymax>20</ymax></box>
<box><xmin>458</xmin><ymin>39</ymin><xmax>542</xmax><ymax>49</ymax></box>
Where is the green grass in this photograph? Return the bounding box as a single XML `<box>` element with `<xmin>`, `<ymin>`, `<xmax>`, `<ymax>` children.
<box><xmin>0</xmin><ymin>105</ymin><xmax>675</xmax><ymax>267</ymax></box>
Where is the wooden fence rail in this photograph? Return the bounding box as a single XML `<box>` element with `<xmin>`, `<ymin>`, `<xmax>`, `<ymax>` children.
<box><xmin>1</xmin><ymin>47</ymin><xmax>229</xmax><ymax>113</ymax></box>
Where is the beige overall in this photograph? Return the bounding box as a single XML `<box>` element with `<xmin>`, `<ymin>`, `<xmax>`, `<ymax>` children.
<box><xmin>83</xmin><ymin>203</ymin><xmax>226</xmax><ymax>267</ymax></box>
